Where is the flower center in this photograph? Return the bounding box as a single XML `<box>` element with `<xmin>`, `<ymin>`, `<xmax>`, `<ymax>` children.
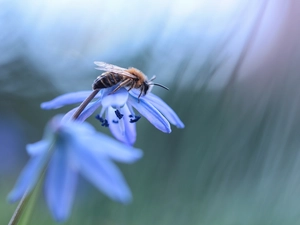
<box><xmin>95</xmin><ymin>107</ymin><xmax>142</xmax><ymax>127</ymax></box>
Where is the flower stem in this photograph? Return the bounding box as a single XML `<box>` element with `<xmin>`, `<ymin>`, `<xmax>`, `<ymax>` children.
<box><xmin>72</xmin><ymin>89</ymin><xmax>100</xmax><ymax>120</ymax></box>
<box><xmin>8</xmin><ymin>173</ymin><xmax>44</xmax><ymax>225</ymax></box>
<box><xmin>8</xmin><ymin>141</ymin><xmax>56</xmax><ymax>225</ymax></box>
<box><xmin>8</xmin><ymin>190</ymin><xmax>31</xmax><ymax>225</ymax></box>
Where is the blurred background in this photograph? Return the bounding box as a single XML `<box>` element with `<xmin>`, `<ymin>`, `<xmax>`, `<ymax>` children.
<box><xmin>1</xmin><ymin>0</ymin><xmax>300</xmax><ymax>224</ymax></box>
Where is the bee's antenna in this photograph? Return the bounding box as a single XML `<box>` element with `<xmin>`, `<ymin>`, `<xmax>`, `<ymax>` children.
<box><xmin>149</xmin><ymin>75</ymin><xmax>156</xmax><ymax>82</ymax></box>
<box><xmin>152</xmin><ymin>83</ymin><xmax>169</xmax><ymax>90</ymax></box>
<box><xmin>148</xmin><ymin>76</ymin><xmax>169</xmax><ymax>90</ymax></box>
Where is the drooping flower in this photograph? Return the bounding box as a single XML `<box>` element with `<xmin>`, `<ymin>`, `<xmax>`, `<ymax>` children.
<box><xmin>41</xmin><ymin>86</ymin><xmax>184</xmax><ymax>145</ymax></box>
<box><xmin>8</xmin><ymin>115</ymin><xmax>143</xmax><ymax>222</ymax></box>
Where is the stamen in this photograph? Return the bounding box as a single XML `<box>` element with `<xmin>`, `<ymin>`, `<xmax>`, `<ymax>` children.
<box><xmin>112</xmin><ymin>120</ymin><xmax>119</xmax><ymax>124</ymax></box>
<box><xmin>95</xmin><ymin>115</ymin><xmax>109</xmax><ymax>127</ymax></box>
<box><xmin>115</xmin><ymin>109</ymin><xmax>123</xmax><ymax>119</ymax></box>
<box><xmin>99</xmin><ymin>107</ymin><xmax>106</xmax><ymax>118</ymax></box>
<box><xmin>130</xmin><ymin>115</ymin><xmax>141</xmax><ymax>123</ymax></box>
<box><xmin>127</xmin><ymin>105</ymin><xmax>136</xmax><ymax>117</ymax></box>
<box><xmin>95</xmin><ymin>114</ymin><xmax>103</xmax><ymax>122</ymax></box>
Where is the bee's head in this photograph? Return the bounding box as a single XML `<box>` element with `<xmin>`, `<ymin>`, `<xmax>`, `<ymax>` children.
<box><xmin>143</xmin><ymin>82</ymin><xmax>150</xmax><ymax>95</ymax></box>
<box><xmin>137</xmin><ymin>76</ymin><xmax>169</xmax><ymax>101</ymax></box>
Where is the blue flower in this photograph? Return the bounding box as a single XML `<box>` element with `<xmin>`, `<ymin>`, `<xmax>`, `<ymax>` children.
<box><xmin>8</xmin><ymin>115</ymin><xmax>143</xmax><ymax>222</ymax></box>
<box><xmin>41</xmin><ymin>87</ymin><xmax>184</xmax><ymax>145</ymax></box>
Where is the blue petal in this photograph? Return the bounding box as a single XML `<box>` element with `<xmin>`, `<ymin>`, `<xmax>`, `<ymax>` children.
<box><xmin>127</xmin><ymin>95</ymin><xmax>171</xmax><ymax>133</ymax></box>
<box><xmin>143</xmin><ymin>93</ymin><xmax>185</xmax><ymax>128</ymax></box>
<box><xmin>101</xmin><ymin>87</ymin><xmax>128</xmax><ymax>108</ymax></box>
<box><xmin>44</xmin><ymin>147</ymin><xmax>77</xmax><ymax>222</ymax></box>
<box><xmin>74</xmin><ymin>146</ymin><xmax>132</xmax><ymax>203</ymax></box>
<box><xmin>73</xmin><ymin>131</ymin><xmax>142</xmax><ymax>163</ymax></box>
<box><xmin>62</xmin><ymin>119</ymin><xmax>96</xmax><ymax>135</ymax></box>
<box><xmin>26</xmin><ymin>140</ymin><xmax>50</xmax><ymax>156</ymax></box>
<box><xmin>41</xmin><ymin>91</ymin><xmax>98</xmax><ymax>109</ymax></box>
<box><xmin>107</xmin><ymin>106</ymin><xmax>137</xmax><ymax>145</ymax></box>
<box><xmin>60</xmin><ymin>98</ymin><xmax>102</xmax><ymax>122</ymax></box>
<box><xmin>61</xmin><ymin>107</ymin><xmax>78</xmax><ymax>122</ymax></box>
<box><xmin>7</xmin><ymin>154</ymin><xmax>45</xmax><ymax>202</ymax></box>
<box><xmin>61</xmin><ymin>119</ymin><xmax>142</xmax><ymax>163</ymax></box>
<box><xmin>77</xmin><ymin>97</ymin><xmax>103</xmax><ymax>122</ymax></box>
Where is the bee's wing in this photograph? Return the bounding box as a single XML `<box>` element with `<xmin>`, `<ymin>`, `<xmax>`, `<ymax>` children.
<box><xmin>94</xmin><ymin>61</ymin><xmax>126</xmax><ymax>71</ymax></box>
<box><xmin>94</xmin><ymin>61</ymin><xmax>136</xmax><ymax>78</ymax></box>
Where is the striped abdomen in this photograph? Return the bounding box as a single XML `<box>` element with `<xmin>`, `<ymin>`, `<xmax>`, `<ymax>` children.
<box><xmin>92</xmin><ymin>72</ymin><xmax>123</xmax><ymax>90</ymax></box>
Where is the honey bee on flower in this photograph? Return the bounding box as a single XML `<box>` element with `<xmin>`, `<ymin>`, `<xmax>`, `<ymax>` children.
<box><xmin>93</xmin><ymin>62</ymin><xmax>169</xmax><ymax>100</ymax></box>
<box><xmin>41</xmin><ymin>62</ymin><xmax>184</xmax><ymax>145</ymax></box>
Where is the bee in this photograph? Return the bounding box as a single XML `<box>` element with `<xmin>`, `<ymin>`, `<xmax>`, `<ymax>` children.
<box><xmin>93</xmin><ymin>62</ymin><xmax>169</xmax><ymax>99</ymax></box>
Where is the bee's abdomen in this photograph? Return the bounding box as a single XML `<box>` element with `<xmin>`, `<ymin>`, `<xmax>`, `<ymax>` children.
<box><xmin>93</xmin><ymin>72</ymin><xmax>123</xmax><ymax>90</ymax></box>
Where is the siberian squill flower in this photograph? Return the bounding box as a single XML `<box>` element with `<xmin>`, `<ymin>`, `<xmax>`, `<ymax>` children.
<box><xmin>41</xmin><ymin>86</ymin><xmax>184</xmax><ymax>145</ymax></box>
<box><xmin>8</xmin><ymin>115</ymin><xmax>142</xmax><ymax>221</ymax></box>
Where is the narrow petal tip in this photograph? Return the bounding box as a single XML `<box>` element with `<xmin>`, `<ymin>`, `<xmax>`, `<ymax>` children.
<box><xmin>165</xmin><ymin>127</ymin><xmax>172</xmax><ymax>133</ymax></box>
<box><xmin>117</xmin><ymin>194</ymin><xmax>132</xmax><ymax>205</ymax></box>
<box><xmin>41</xmin><ymin>91</ymin><xmax>94</xmax><ymax>110</ymax></box>
<box><xmin>26</xmin><ymin>140</ymin><xmax>50</xmax><ymax>156</ymax></box>
<box><xmin>176</xmin><ymin>121</ymin><xmax>185</xmax><ymax>129</ymax></box>
<box><xmin>124</xmin><ymin>148</ymin><xmax>143</xmax><ymax>163</ymax></box>
<box><xmin>40</xmin><ymin>102</ymin><xmax>54</xmax><ymax>110</ymax></box>
<box><xmin>53</xmin><ymin>214</ymin><xmax>68</xmax><ymax>223</ymax></box>
<box><xmin>6</xmin><ymin>192</ymin><xmax>19</xmax><ymax>203</ymax></box>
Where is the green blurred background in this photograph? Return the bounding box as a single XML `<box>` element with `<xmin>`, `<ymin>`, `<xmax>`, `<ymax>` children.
<box><xmin>1</xmin><ymin>0</ymin><xmax>300</xmax><ymax>224</ymax></box>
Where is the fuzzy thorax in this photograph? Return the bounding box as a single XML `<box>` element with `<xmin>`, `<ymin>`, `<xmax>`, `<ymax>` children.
<box><xmin>126</xmin><ymin>67</ymin><xmax>147</xmax><ymax>88</ymax></box>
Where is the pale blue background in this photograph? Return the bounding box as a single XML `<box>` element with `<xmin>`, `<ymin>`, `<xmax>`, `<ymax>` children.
<box><xmin>1</xmin><ymin>0</ymin><xmax>300</xmax><ymax>224</ymax></box>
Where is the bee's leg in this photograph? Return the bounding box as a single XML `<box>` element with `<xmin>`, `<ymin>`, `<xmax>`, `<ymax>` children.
<box><xmin>137</xmin><ymin>86</ymin><xmax>144</xmax><ymax>103</ymax></box>
<box><xmin>110</xmin><ymin>79</ymin><xmax>131</xmax><ymax>94</ymax></box>
<box><xmin>127</xmin><ymin>81</ymin><xmax>135</xmax><ymax>92</ymax></box>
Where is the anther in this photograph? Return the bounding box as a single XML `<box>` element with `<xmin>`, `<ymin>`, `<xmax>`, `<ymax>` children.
<box><xmin>103</xmin><ymin>120</ymin><xmax>109</xmax><ymax>127</ymax></box>
<box><xmin>130</xmin><ymin>115</ymin><xmax>141</xmax><ymax>123</ymax></box>
<box><xmin>95</xmin><ymin>114</ymin><xmax>103</xmax><ymax>122</ymax></box>
<box><xmin>112</xmin><ymin>120</ymin><xmax>119</xmax><ymax>124</ymax></box>
<box><xmin>95</xmin><ymin>115</ymin><xmax>109</xmax><ymax>127</ymax></box>
<box><xmin>115</xmin><ymin>110</ymin><xmax>123</xmax><ymax>119</ymax></box>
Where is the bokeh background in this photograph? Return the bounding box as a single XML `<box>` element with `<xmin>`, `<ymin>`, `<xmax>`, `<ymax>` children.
<box><xmin>1</xmin><ymin>0</ymin><xmax>300</xmax><ymax>224</ymax></box>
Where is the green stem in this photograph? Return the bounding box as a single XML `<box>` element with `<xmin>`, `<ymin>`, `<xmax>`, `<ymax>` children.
<box><xmin>8</xmin><ymin>173</ymin><xmax>44</xmax><ymax>225</ymax></box>
<box><xmin>8</xmin><ymin>141</ymin><xmax>56</xmax><ymax>225</ymax></box>
<box><xmin>8</xmin><ymin>190</ymin><xmax>32</xmax><ymax>225</ymax></box>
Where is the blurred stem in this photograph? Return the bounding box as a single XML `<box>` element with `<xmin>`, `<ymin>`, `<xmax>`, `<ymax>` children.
<box><xmin>8</xmin><ymin>172</ymin><xmax>44</xmax><ymax>225</ymax></box>
<box><xmin>8</xmin><ymin>141</ymin><xmax>56</xmax><ymax>225</ymax></box>
<box><xmin>224</xmin><ymin>0</ymin><xmax>270</xmax><ymax>92</ymax></box>
<box><xmin>72</xmin><ymin>89</ymin><xmax>100</xmax><ymax>120</ymax></box>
